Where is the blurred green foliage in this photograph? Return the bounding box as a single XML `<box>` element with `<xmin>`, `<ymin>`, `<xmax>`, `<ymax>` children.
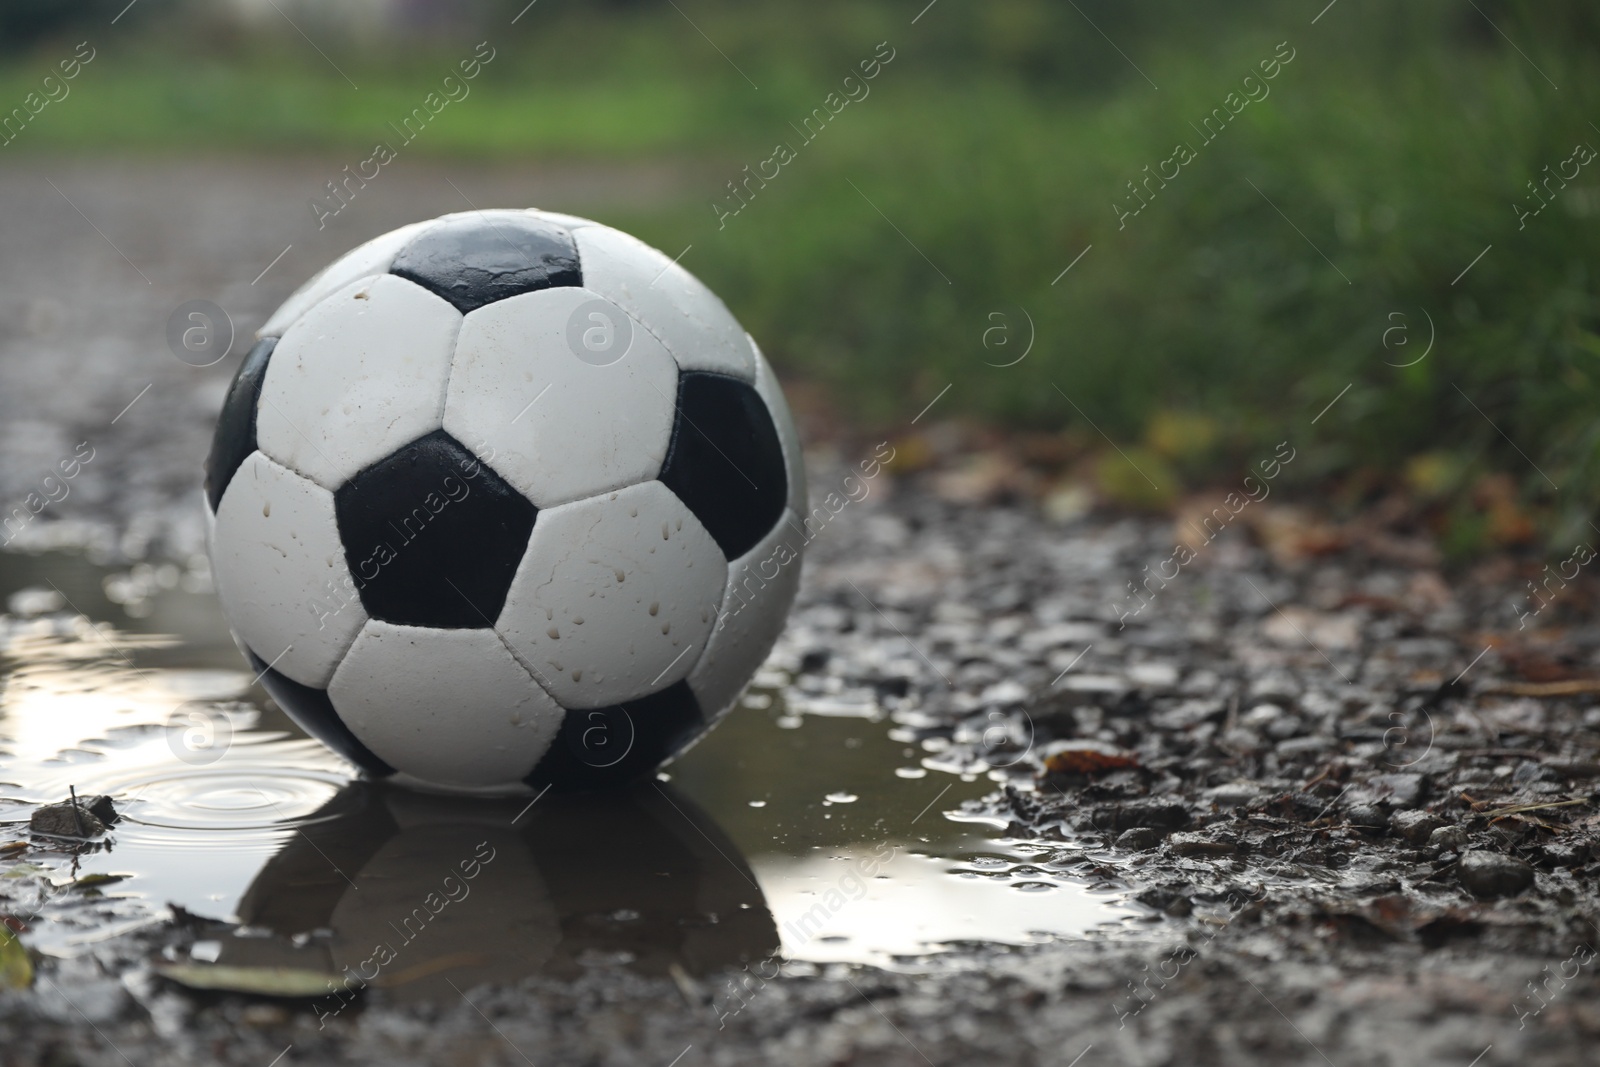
<box><xmin>3</xmin><ymin>0</ymin><xmax>1598</xmax><ymax>541</ymax></box>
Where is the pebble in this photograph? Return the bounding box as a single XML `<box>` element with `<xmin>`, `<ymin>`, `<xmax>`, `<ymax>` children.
<box><xmin>1457</xmin><ymin>850</ymin><xmax>1535</xmax><ymax>898</ymax></box>
<box><xmin>1345</xmin><ymin>804</ymin><xmax>1387</xmax><ymax>834</ymax></box>
<box><xmin>1366</xmin><ymin>773</ymin><xmax>1424</xmax><ymax>809</ymax></box>
<box><xmin>1389</xmin><ymin>810</ymin><xmax>1446</xmax><ymax>845</ymax></box>
<box><xmin>1116</xmin><ymin>827</ymin><xmax>1167</xmax><ymax>850</ymax></box>
<box><xmin>30</xmin><ymin>795</ymin><xmax>116</xmax><ymax>838</ymax></box>
<box><xmin>1088</xmin><ymin>799</ymin><xmax>1192</xmax><ymax>833</ymax></box>
<box><xmin>1168</xmin><ymin>832</ymin><xmax>1237</xmax><ymax>857</ymax></box>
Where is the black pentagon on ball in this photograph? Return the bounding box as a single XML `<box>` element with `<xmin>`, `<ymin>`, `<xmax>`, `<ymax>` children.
<box><xmin>658</xmin><ymin>372</ymin><xmax>788</xmax><ymax>560</ymax></box>
<box><xmin>247</xmin><ymin>649</ymin><xmax>394</xmax><ymax>778</ymax></box>
<box><xmin>334</xmin><ymin>431</ymin><xmax>537</xmax><ymax>629</ymax></box>
<box><xmin>525</xmin><ymin>681</ymin><xmax>704</xmax><ymax>793</ymax></box>
<box><xmin>389</xmin><ymin>213</ymin><xmax>582</xmax><ymax>313</ymax></box>
<box><xmin>204</xmin><ymin>337</ymin><xmax>277</xmax><ymax>513</ymax></box>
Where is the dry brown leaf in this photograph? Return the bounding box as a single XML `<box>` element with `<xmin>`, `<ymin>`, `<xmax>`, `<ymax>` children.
<box><xmin>1041</xmin><ymin>742</ymin><xmax>1140</xmax><ymax>776</ymax></box>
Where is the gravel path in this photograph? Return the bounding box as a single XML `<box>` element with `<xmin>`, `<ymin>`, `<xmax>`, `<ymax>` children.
<box><xmin>2</xmin><ymin>160</ymin><xmax>1597</xmax><ymax>1066</ymax></box>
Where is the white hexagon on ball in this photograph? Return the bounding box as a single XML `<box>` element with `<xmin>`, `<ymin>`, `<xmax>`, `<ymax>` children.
<box><xmin>443</xmin><ymin>287</ymin><xmax>677</xmax><ymax>508</ymax></box>
<box><xmin>574</xmin><ymin>225</ymin><xmax>754</xmax><ymax>381</ymax></box>
<box><xmin>497</xmin><ymin>480</ymin><xmax>727</xmax><ymax>709</ymax></box>
<box><xmin>210</xmin><ymin>451</ymin><xmax>367</xmax><ymax>688</ymax></box>
<box><xmin>256</xmin><ymin>274</ymin><xmax>461</xmax><ymax>490</ymax></box>
<box><xmin>328</xmin><ymin>621</ymin><xmax>563</xmax><ymax>790</ymax></box>
<box><xmin>257</xmin><ymin>219</ymin><xmax>437</xmax><ymax>340</ymax></box>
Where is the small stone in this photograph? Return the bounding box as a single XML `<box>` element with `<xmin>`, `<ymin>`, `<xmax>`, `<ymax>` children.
<box><xmin>1087</xmin><ymin>799</ymin><xmax>1192</xmax><ymax>833</ymax></box>
<box><xmin>1219</xmin><ymin>727</ymin><xmax>1264</xmax><ymax>754</ymax></box>
<box><xmin>1390</xmin><ymin>809</ymin><xmax>1446</xmax><ymax>845</ymax></box>
<box><xmin>1168</xmin><ymin>831</ymin><xmax>1237</xmax><ymax>857</ymax></box>
<box><xmin>1541</xmin><ymin>839</ymin><xmax>1593</xmax><ymax>867</ymax></box>
<box><xmin>1202</xmin><ymin>782</ymin><xmax>1261</xmax><ymax>809</ymax></box>
<box><xmin>30</xmin><ymin>798</ymin><xmax>111</xmax><ymax>839</ymax></box>
<box><xmin>79</xmin><ymin>795</ymin><xmax>117</xmax><ymax>823</ymax></box>
<box><xmin>1276</xmin><ymin>736</ymin><xmax>1331</xmax><ymax>759</ymax></box>
<box><xmin>1456</xmin><ymin>850</ymin><xmax>1535</xmax><ymax>898</ymax></box>
<box><xmin>1116</xmin><ymin>827</ymin><xmax>1167</xmax><ymax>850</ymax></box>
<box><xmin>1248</xmin><ymin>671</ymin><xmax>1301</xmax><ymax>705</ymax></box>
<box><xmin>1366</xmin><ymin>773</ymin><xmax>1424</xmax><ymax>809</ymax></box>
<box><xmin>1427</xmin><ymin>825</ymin><xmax>1470</xmax><ymax>852</ymax></box>
<box><xmin>1345</xmin><ymin>804</ymin><xmax>1387</xmax><ymax>834</ymax></box>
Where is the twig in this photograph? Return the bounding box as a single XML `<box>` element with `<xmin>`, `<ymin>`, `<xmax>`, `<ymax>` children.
<box><xmin>1476</xmin><ymin>798</ymin><xmax>1589</xmax><ymax>819</ymax></box>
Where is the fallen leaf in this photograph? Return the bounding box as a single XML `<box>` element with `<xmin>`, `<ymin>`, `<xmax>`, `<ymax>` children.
<box><xmin>70</xmin><ymin>873</ymin><xmax>128</xmax><ymax>890</ymax></box>
<box><xmin>1042</xmin><ymin>742</ymin><xmax>1140</xmax><ymax>776</ymax></box>
<box><xmin>0</xmin><ymin>929</ymin><xmax>32</xmax><ymax>990</ymax></box>
<box><xmin>1244</xmin><ymin>505</ymin><xmax>1348</xmax><ymax>564</ymax></box>
<box><xmin>1261</xmin><ymin>606</ymin><xmax>1361</xmax><ymax>651</ymax></box>
<box><xmin>2</xmin><ymin>862</ymin><xmax>48</xmax><ymax>879</ymax></box>
<box><xmin>154</xmin><ymin>963</ymin><xmax>336</xmax><ymax>998</ymax></box>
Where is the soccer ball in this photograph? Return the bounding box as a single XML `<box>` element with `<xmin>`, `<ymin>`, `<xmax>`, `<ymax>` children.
<box><xmin>203</xmin><ymin>210</ymin><xmax>805</xmax><ymax>795</ymax></box>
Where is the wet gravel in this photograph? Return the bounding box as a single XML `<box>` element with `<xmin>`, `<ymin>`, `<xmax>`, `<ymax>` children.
<box><xmin>3</xmin><ymin>159</ymin><xmax>1599</xmax><ymax>1066</ymax></box>
<box><xmin>5</xmin><ymin>456</ymin><xmax>1599</xmax><ymax>1066</ymax></box>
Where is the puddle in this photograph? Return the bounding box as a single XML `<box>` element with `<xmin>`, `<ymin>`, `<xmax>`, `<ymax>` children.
<box><xmin>0</xmin><ymin>549</ymin><xmax>1138</xmax><ymax>992</ymax></box>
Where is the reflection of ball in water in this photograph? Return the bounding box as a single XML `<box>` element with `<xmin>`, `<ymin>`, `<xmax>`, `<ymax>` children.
<box><xmin>203</xmin><ymin>211</ymin><xmax>805</xmax><ymax>795</ymax></box>
<box><xmin>218</xmin><ymin>783</ymin><xmax>777</xmax><ymax>999</ymax></box>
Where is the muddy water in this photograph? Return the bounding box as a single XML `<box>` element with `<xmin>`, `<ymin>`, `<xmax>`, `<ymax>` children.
<box><xmin>0</xmin><ymin>550</ymin><xmax>1137</xmax><ymax>994</ymax></box>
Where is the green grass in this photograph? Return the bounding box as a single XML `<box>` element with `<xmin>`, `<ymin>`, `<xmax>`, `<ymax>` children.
<box><xmin>4</xmin><ymin>0</ymin><xmax>1598</xmax><ymax>548</ymax></box>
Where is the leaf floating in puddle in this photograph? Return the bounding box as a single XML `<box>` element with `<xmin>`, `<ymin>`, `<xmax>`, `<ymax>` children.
<box><xmin>3</xmin><ymin>862</ymin><xmax>49</xmax><ymax>879</ymax></box>
<box><xmin>154</xmin><ymin>963</ymin><xmax>335</xmax><ymax>998</ymax></box>
<box><xmin>0</xmin><ymin>929</ymin><xmax>33</xmax><ymax>990</ymax></box>
<box><xmin>1040</xmin><ymin>741</ymin><xmax>1140</xmax><ymax>777</ymax></box>
<box><xmin>72</xmin><ymin>873</ymin><xmax>129</xmax><ymax>890</ymax></box>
